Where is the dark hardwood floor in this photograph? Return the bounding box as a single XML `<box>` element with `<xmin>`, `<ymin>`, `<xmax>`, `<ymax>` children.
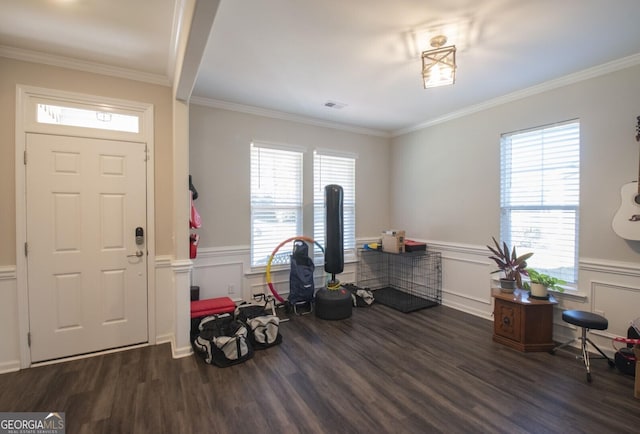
<box><xmin>1</xmin><ymin>304</ymin><xmax>639</xmax><ymax>433</ymax></box>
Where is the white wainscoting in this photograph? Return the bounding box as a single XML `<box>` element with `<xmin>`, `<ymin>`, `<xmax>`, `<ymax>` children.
<box><xmin>421</xmin><ymin>241</ymin><xmax>640</xmax><ymax>355</ymax></box>
<box><xmin>154</xmin><ymin>255</ymin><xmax>174</xmax><ymax>345</ymax></box>
<box><xmin>558</xmin><ymin>258</ymin><xmax>640</xmax><ymax>354</ymax></box>
<box><xmin>193</xmin><ymin>242</ymin><xmax>640</xmax><ymax>348</ymax></box>
<box><xmin>192</xmin><ymin>245</ymin><xmax>358</xmax><ymax>304</ymax></box>
<box><xmin>426</xmin><ymin>241</ymin><xmax>496</xmax><ymax>320</ymax></box>
<box><xmin>191</xmin><ymin>246</ymin><xmax>250</xmax><ymax>302</ymax></box>
<box><xmin>0</xmin><ymin>266</ymin><xmax>20</xmax><ymax>374</ymax></box>
<box><xmin>3</xmin><ymin>244</ymin><xmax>637</xmax><ymax>373</ymax></box>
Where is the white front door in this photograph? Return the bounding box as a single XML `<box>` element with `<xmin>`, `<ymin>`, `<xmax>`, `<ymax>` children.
<box><xmin>26</xmin><ymin>133</ymin><xmax>148</xmax><ymax>362</ymax></box>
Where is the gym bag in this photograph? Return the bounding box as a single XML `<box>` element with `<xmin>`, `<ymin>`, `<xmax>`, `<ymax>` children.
<box><xmin>236</xmin><ymin>304</ymin><xmax>282</xmax><ymax>349</ymax></box>
<box><xmin>343</xmin><ymin>283</ymin><xmax>375</xmax><ymax>307</ymax></box>
<box><xmin>192</xmin><ymin>313</ymin><xmax>253</xmax><ymax>367</ymax></box>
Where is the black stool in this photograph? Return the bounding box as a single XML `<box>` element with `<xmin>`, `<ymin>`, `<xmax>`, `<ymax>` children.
<box><xmin>550</xmin><ymin>310</ymin><xmax>615</xmax><ymax>382</ymax></box>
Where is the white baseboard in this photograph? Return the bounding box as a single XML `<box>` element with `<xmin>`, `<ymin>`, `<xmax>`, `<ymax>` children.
<box><xmin>172</xmin><ymin>343</ymin><xmax>193</xmax><ymax>359</ymax></box>
<box><xmin>441</xmin><ymin>300</ymin><xmax>493</xmax><ymax>322</ymax></box>
<box><xmin>160</xmin><ymin>332</ymin><xmax>193</xmax><ymax>359</ymax></box>
<box><xmin>0</xmin><ymin>360</ymin><xmax>21</xmax><ymax>375</ymax></box>
<box><xmin>156</xmin><ymin>333</ymin><xmax>174</xmax><ymax>345</ymax></box>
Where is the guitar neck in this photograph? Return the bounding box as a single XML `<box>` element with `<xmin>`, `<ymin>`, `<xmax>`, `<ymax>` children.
<box><xmin>637</xmin><ymin>115</ymin><xmax>640</xmax><ymax>195</ymax></box>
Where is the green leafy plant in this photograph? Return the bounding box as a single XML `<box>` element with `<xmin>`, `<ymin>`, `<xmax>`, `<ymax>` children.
<box><xmin>487</xmin><ymin>236</ymin><xmax>533</xmax><ymax>289</ymax></box>
<box><xmin>523</xmin><ymin>269</ymin><xmax>566</xmax><ymax>292</ymax></box>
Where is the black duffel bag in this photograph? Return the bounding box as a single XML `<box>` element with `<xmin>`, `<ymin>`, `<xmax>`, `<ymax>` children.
<box><xmin>192</xmin><ymin>313</ymin><xmax>253</xmax><ymax>367</ymax></box>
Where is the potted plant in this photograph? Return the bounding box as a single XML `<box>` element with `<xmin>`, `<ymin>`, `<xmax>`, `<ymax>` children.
<box><xmin>487</xmin><ymin>236</ymin><xmax>533</xmax><ymax>292</ymax></box>
<box><xmin>522</xmin><ymin>268</ymin><xmax>566</xmax><ymax>298</ymax></box>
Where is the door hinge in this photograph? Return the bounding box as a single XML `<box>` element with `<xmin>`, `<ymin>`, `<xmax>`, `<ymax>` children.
<box><xmin>27</xmin><ymin>332</ymin><xmax>31</xmax><ymax>347</ymax></box>
<box><xmin>24</xmin><ymin>150</ymin><xmax>27</xmax><ymax>165</ymax></box>
<box><xmin>24</xmin><ymin>242</ymin><xmax>28</xmax><ymax>257</ymax></box>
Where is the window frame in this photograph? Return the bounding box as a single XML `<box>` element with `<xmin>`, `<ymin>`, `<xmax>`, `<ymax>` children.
<box><xmin>499</xmin><ymin>120</ymin><xmax>580</xmax><ymax>285</ymax></box>
<box><xmin>250</xmin><ymin>142</ymin><xmax>304</xmax><ymax>268</ymax></box>
<box><xmin>313</xmin><ymin>149</ymin><xmax>357</xmax><ymax>262</ymax></box>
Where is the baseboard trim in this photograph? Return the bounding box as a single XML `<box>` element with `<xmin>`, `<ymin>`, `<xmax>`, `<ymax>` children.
<box><xmin>156</xmin><ymin>333</ymin><xmax>174</xmax><ymax>345</ymax></box>
<box><xmin>0</xmin><ymin>360</ymin><xmax>21</xmax><ymax>375</ymax></box>
<box><xmin>172</xmin><ymin>342</ymin><xmax>193</xmax><ymax>359</ymax></box>
<box><xmin>162</xmin><ymin>330</ymin><xmax>192</xmax><ymax>359</ymax></box>
<box><xmin>442</xmin><ymin>300</ymin><xmax>492</xmax><ymax>322</ymax></box>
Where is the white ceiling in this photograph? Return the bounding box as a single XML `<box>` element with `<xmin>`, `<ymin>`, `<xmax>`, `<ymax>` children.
<box><xmin>0</xmin><ymin>0</ymin><xmax>177</xmax><ymax>83</ymax></box>
<box><xmin>2</xmin><ymin>0</ymin><xmax>640</xmax><ymax>135</ymax></box>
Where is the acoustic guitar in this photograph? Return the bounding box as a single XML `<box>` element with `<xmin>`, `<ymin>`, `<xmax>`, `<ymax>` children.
<box><xmin>612</xmin><ymin>116</ymin><xmax>640</xmax><ymax>240</ymax></box>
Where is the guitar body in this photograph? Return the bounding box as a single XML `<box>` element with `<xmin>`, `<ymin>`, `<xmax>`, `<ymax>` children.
<box><xmin>612</xmin><ymin>181</ymin><xmax>640</xmax><ymax>241</ymax></box>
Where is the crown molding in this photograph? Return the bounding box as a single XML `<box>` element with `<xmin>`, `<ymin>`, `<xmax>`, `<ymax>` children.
<box><xmin>189</xmin><ymin>96</ymin><xmax>390</xmax><ymax>138</ymax></box>
<box><xmin>0</xmin><ymin>45</ymin><xmax>171</xmax><ymax>87</ymax></box>
<box><xmin>192</xmin><ymin>53</ymin><xmax>640</xmax><ymax>139</ymax></box>
<box><xmin>393</xmin><ymin>53</ymin><xmax>640</xmax><ymax>137</ymax></box>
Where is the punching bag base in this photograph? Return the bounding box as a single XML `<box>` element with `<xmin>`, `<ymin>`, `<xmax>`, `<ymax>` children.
<box><xmin>315</xmin><ymin>288</ymin><xmax>352</xmax><ymax>320</ymax></box>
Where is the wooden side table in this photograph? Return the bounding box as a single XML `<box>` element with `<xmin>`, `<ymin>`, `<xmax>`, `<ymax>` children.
<box><xmin>492</xmin><ymin>288</ymin><xmax>557</xmax><ymax>352</ymax></box>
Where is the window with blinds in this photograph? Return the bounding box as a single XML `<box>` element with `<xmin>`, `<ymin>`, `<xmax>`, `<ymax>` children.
<box><xmin>313</xmin><ymin>151</ymin><xmax>356</xmax><ymax>258</ymax></box>
<box><xmin>250</xmin><ymin>143</ymin><xmax>303</xmax><ymax>267</ymax></box>
<box><xmin>500</xmin><ymin>120</ymin><xmax>580</xmax><ymax>283</ymax></box>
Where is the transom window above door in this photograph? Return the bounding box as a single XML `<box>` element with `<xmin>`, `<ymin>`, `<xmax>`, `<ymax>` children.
<box><xmin>37</xmin><ymin>103</ymin><xmax>140</xmax><ymax>133</ymax></box>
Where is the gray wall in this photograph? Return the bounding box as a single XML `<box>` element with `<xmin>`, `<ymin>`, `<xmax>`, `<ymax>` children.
<box><xmin>390</xmin><ymin>63</ymin><xmax>640</xmax><ymax>263</ymax></box>
<box><xmin>189</xmin><ymin>105</ymin><xmax>391</xmax><ymax>249</ymax></box>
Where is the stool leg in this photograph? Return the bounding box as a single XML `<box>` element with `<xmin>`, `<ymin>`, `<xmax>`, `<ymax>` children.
<box><xmin>580</xmin><ymin>328</ymin><xmax>592</xmax><ymax>382</ymax></box>
<box><xmin>585</xmin><ymin>337</ymin><xmax>615</xmax><ymax>366</ymax></box>
<box><xmin>550</xmin><ymin>337</ymin><xmax>578</xmax><ymax>354</ymax></box>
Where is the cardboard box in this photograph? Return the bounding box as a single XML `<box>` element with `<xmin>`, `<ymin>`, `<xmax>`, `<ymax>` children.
<box><xmin>382</xmin><ymin>230</ymin><xmax>405</xmax><ymax>253</ymax></box>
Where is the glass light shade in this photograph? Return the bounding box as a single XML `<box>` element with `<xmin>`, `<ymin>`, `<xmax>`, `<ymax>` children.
<box><xmin>422</xmin><ymin>45</ymin><xmax>456</xmax><ymax>89</ymax></box>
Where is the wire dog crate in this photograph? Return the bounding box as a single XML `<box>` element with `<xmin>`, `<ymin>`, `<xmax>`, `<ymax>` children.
<box><xmin>357</xmin><ymin>249</ymin><xmax>442</xmax><ymax>313</ymax></box>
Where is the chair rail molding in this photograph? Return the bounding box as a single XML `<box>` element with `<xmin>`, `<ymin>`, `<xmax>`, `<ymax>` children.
<box><xmin>0</xmin><ymin>266</ymin><xmax>16</xmax><ymax>281</ymax></box>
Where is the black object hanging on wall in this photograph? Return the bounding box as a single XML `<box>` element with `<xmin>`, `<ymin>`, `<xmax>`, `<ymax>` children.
<box><xmin>324</xmin><ymin>184</ymin><xmax>344</xmax><ymax>277</ymax></box>
<box><xmin>189</xmin><ymin>175</ymin><xmax>198</xmax><ymax>200</ymax></box>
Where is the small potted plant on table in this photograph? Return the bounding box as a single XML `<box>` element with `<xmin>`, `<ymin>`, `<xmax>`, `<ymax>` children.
<box><xmin>487</xmin><ymin>236</ymin><xmax>533</xmax><ymax>292</ymax></box>
<box><xmin>523</xmin><ymin>269</ymin><xmax>566</xmax><ymax>299</ymax></box>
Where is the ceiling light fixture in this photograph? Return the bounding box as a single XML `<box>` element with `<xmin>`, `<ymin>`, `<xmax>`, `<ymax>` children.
<box><xmin>421</xmin><ymin>35</ymin><xmax>456</xmax><ymax>89</ymax></box>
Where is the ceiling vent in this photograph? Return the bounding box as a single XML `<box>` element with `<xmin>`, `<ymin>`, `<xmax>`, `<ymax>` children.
<box><xmin>324</xmin><ymin>101</ymin><xmax>347</xmax><ymax>109</ymax></box>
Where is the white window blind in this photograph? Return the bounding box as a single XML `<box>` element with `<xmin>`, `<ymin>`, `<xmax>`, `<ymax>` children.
<box><xmin>313</xmin><ymin>151</ymin><xmax>356</xmax><ymax>258</ymax></box>
<box><xmin>250</xmin><ymin>143</ymin><xmax>303</xmax><ymax>267</ymax></box>
<box><xmin>500</xmin><ymin>120</ymin><xmax>580</xmax><ymax>283</ymax></box>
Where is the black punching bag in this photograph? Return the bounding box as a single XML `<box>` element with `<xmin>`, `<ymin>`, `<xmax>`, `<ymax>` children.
<box><xmin>324</xmin><ymin>184</ymin><xmax>344</xmax><ymax>276</ymax></box>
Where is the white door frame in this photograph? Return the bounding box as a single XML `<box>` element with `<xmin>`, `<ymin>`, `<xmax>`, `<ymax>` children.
<box><xmin>15</xmin><ymin>85</ymin><xmax>156</xmax><ymax>368</ymax></box>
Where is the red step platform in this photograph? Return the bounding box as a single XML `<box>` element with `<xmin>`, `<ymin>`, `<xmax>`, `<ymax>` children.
<box><xmin>190</xmin><ymin>297</ymin><xmax>236</xmax><ymax>318</ymax></box>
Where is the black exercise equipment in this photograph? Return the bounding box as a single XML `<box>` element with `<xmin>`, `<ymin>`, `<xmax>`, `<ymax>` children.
<box><xmin>324</xmin><ymin>184</ymin><xmax>344</xmax><ymax>283</ymax></box>
<box><xmin>315</xmin><ymin>287</ymin><xmax>352</xmax><ymax>320</ymax></box>
<box><xmin>315</xmin><ymin>184</ymin><xmax>352</xmax><ymax>320</ymax></box>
